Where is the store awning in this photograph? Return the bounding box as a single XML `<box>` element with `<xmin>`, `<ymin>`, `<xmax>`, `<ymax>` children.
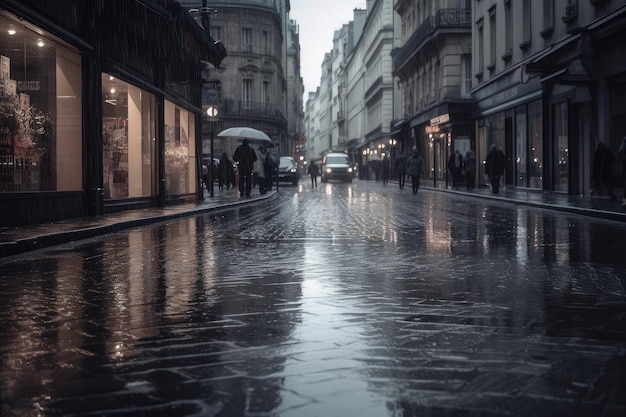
<box><xmin>168</xmin><ymin>1</ymin><xmax>227</xmax><ymax>68</ymax></box>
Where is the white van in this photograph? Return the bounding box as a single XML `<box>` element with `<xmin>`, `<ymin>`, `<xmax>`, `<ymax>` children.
<box><xmin>321</xmin><ymin>152</ymin><xmax>353</xmax><ymax>183</ymax></box>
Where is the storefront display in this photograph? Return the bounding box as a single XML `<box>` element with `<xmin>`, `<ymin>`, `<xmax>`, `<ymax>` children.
<box><xmin>0</xmin><ymin>13</ymin><xmax>82</xmax><ymax>193</ymax></box>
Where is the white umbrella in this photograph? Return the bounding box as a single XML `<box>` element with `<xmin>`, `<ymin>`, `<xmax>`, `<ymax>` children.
<box><xmin>217</xmin><ymin>127</ymin><xmax>272</xmax><ymax>143</ymax></box>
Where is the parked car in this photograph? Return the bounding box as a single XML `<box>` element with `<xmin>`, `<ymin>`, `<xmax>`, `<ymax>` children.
<box><xmin>278</xmin><ymin>156</ymin><xmax>299</xmax><ymax>185</ymax></box>
<box><xmin>321</xmin><ymin>152</ymin><xmax>353</xmax><ymax>183</ymax></box>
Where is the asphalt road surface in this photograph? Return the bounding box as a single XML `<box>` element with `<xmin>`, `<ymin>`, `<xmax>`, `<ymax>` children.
<box><xmin>1</xmin><ymin>180</ymin><xmax>625</xmax><ymax>417</ymax></box>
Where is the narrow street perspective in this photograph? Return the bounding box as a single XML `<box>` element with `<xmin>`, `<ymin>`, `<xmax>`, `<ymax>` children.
<box><xmin>1</xmin><ymin>181</ymin><xmax>625</xmax><ymax>417</ymax></box>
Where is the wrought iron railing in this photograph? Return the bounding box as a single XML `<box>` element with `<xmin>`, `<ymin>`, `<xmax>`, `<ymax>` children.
<box><xmin>221</xmin><ymin>99</ymin><xmax>286</xmax><ymax>122</ymax></box>
<box><xmin>393</xmin><ymin>9</ymin><xmax>471</xmax><ymax>73</ymax></box>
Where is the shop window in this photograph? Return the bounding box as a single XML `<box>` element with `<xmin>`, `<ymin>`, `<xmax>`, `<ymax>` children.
<box><xmin>553</xmin><ymin>101</ymin><xmax>568</xmax><ymax>192</ymax></box>
<box><xmin>102</xmin><ymin>74</ymin><xmax>157</xmax><ymax>199</ymax></box>
<box><xmin>515</xmin><ymin>106</ymin><xmax>527</xmax><ymax>187</ymax></box>
<box><xmin>528</xmin><ymin>100</ymin><xmax>543</xmax><ymax>189</ymax></box>
<box><xmin>0</xmin><ymin>14</ymin><xmax>82</xmax><ymax>192</ymax></box>
<box><xmin>164</xmin><ymin>100</ymin><xmax>196</xmax><ymax>197</ymax></box>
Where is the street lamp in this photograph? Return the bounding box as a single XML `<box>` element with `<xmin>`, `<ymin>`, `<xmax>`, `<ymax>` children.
<box><xmin>389</xmin><ymin>138</ymin><xmax>397</xmax><ymax>177</ymax></box>
<box><xmin>206</xmin><ymin>105</ymin><xmax>218</xmax><ymax>197</ymax></box>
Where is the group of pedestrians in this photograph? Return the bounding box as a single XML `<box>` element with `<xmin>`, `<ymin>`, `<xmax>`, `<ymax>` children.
<box><xmin>210</xmin><ymin>139</ymin><xmax>275</xmax><ymax>198</ymax></box>
<box><xmin>390</xmin><ymin>147</ymin><xmax>424</xmax><ymax>195</ymax></box>
<box><xmin>388</xmin><ymin>146</ymin><xmax>488</xmax><ymax>195</ymax></box>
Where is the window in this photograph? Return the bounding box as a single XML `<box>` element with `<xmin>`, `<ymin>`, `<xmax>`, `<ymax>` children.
<box><xmin>102</xmin><ymin>74</ymin><xmax>157</xmax><ymax>199</ymax></box>
<box><xmin>528</xmin><ymin>100</ymin><xmax>543</xmax><ymax>188</ymax></box>
<box><xmin>263</xmin><ymin>81</ymin><xmax>270</xmax><ymax>103</ymax></box>
<box><xmin>504</xmin><ymin>0</ymin><xmax>512</xmax><ymax>59</ymax></box>
<box><xmin>242</xmin><ymin>28</ymin><xmax>252</xmax><ymax>52</ymax></box>
<box><xmin>521</xmin><ymin>0</ymin><xmax>531</xmax><ymax>49</ymax></box>
<box><xmin>242</xmin><ymin>79</ymin><xmax>252</xmax><ymax>108</ymax></box>
<box><xmin>542</xmin><ymin>0</ymin><xmax>554</xmax><ymax>33</ymax></box>
<box><xmin>553</xmin><ymin>101</ymin><xmax>568</xmax><ymax>192</ymax></box>
<box><xmin>0</xmin><ymin>14</ymin><xmax>82</xmax><ymax>193</ymax></box>
<box><xmin>476</xmin><ymin>18</ymin><xmax>484</xmax><ymax>78</ymax></box>
<box><xmin>488</xmin><ymin>6</ymin><xmax>496</xmax><ymax>70</ymax></box>
<box><xmin>515</xmin><ymin>105</ymin><xmax>527</xmax><ymax>187</ymax></box>
<box><xmin>164</xmin><ymin>100</ymin><xmax>196</xmax><ymax>197</ymax></box>
<box><xmin>262</xmin><ymin>30</ymin><xmax>269</xmax><ymax>54</ymax></box>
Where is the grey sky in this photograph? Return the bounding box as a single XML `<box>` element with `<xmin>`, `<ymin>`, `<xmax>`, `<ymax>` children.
<box><xmin>290</xmin><ymin>0</ymin><xmax>367</xmax><ymax>98</ymax></box>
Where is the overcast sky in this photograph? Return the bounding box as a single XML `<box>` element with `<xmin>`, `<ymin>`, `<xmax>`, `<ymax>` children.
<box><xmin>289</xmin><ymin>0</ymin><xmax>367</xmax><ymax>99</ymax></box>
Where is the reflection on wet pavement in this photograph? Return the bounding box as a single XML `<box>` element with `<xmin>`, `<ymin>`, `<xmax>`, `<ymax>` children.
<box><xmin>1</xmin><ymin>181</ymin><xmax>625</xmax><ymax>416</ymax></box>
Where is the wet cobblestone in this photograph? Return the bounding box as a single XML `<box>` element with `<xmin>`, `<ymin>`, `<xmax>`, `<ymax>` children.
<box><xmin>1</xmin><ymin>181</ymin><xmax>625</xmax><ymax>416</ymax></box>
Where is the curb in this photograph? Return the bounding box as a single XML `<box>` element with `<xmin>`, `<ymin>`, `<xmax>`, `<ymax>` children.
<box><xmin>0</xmin><ymin>192</ymin><xmax>278</xmax><ymax>260</ymax></box>
<box><xmin>425</xmin><ymin>186</ymin><xmax>626</xmax><ymax>223</ymax></box>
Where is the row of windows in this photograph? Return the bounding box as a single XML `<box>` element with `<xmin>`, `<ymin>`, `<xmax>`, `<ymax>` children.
<box><xmin>475</xmin><ymin>0</ymin><xmax>563</xmax><ymax>78</ymax></box>
<box><xmin>213</xmin><ymin>26</ymin><xmax>273</xmax><ymax>55</ymax></box>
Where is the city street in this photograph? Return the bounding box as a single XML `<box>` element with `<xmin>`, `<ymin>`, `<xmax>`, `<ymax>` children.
<box><xmin>1</xmin><ymin>180</ymin><xmax>625</xmax><ymax>417</ymax></box>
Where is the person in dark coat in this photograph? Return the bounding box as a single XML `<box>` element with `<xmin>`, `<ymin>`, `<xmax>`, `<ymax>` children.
<box><xmin>395</xmin><ymin>151</ymin><xmax>407</xmax><ymax>190</ymax></box>
<box><xmin>592</xmin><ymin>142</ymin><xmax>616</xmax><ymax>200</ymax></box>
<box><xmin>485</xmin><ymin>144</ymin><xmax>506</xmax><ymax>194</ymax></box>
<box><xmin>448</xmin><ymin>150</ymin><xmax>463</xmax><ymax>189</ymax></box>
<box><xmin>219</xmin><ymin>152</ymin><xmax>235</xmax><ymax>191</ymax></box>
<box><xmin>406</xmin><ymin>146</ymin><xmax>424</xmax><ymax>195</ymax></box>
<box><xmin>381</xmin><ymin>154</ymin><xmax>390</xmax><ymax>185</ymax></box>
<box><xmin>308</xmin><ymin>162</ymin><xmax>319</xmax><ymax>188</ymax></box>
<box><xmin>232</xmin><ymin>139</ymin><xmax>257</xmax><ymax>197</ymax></box>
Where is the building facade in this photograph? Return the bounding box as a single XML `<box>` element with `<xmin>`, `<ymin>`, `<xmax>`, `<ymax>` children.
<box><xmin>354</xmin><ymin>0</ymin><xmax>399</xmax><ymax>177</ymax></box>
<box><xmin>392</xmin><ymin>0</ymin><xmax>473</xmax><ymax>186</ymax></box>
<box><xmin>181</xmin><ymin>0</ymin><xmax>304</xmax><ymax>162</ymax></box>
<box><xmin>0</xmin><ymin>0</ymin><xmax>225</xmax><ymax>227</ymax></box>
<box><xmin>473</xmin><ymin>0</ymin><xmax>626</xmax><ymax>195</ymax></box>
<box><xmin>305</xmin><ymin>0</ymin><xmax>397</xmax><ymax>177</ymax></box>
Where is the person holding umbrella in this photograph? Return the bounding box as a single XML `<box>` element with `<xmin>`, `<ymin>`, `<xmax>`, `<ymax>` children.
<box><xmin>233</xmin><ymin>139</ymin><xmax>257</xmax><ymax>197</ymax></box>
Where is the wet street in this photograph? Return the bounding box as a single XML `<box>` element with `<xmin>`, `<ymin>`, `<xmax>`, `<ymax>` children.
<box><xmin>1</xmin><ymin>180</ymin><xmax>626</xmax><ymax>417</ymax></box>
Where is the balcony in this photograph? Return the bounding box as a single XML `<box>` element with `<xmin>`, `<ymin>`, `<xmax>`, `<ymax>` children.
<box><xmin>393</xmin><ymin>9</ymin><xmax>471</xmax><ymax>75</ymax></box>
<box><xmin>221</xmin><ymin>99</ymin><xmax>285</xmax><ymax>122</ymax></box>
<box><xmin>562</xmin><ymin>2</ymin><xmax>578</xmax><ymax>23</ymax></box>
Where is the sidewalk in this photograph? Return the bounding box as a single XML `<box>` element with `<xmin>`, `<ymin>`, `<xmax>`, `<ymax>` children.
<box><xmin>0</xmin><ymin>189</ymin><xmax>278</xmax><ymax>259</ymax></box>
<box><xmin>1</xmin><ymin>182</ymin><xmax>625</xmax><ymax>259</ymax></box>
<box><xmin>427</xmin><ymin>182</ymin><xmax>626</xmax><ymax>223</ymax></box>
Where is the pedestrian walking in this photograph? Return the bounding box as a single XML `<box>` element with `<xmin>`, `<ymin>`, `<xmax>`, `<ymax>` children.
<box><xmin>381</xmin><ymin>154</ymin><xmax>390</xmax><ymax>185</ymax></box>
<box><xmin>619</xmin><ymin>136</ymin><xmax>626</xmax><ymax>209</ymax></box>
<box><xmin>395</xmin><ymin>151</ymin><xmax>407</xmax><ymax>190</ymax></box>
<box><xmin>406</xmin><ymin>146</ymin><xmax>424</xmax><ymax>195</ymax></box>
<box><xmin>254</xmin><ymin>144</ymin><xmax>272</xmax><ymax>194</ymax></box>
<box><xmin>232</xmin><ymin>139</ymin><xmax>257</xmax><ymax>197</ymax></box>
<box><xmin>307</xmin><ymin>162</ymin><xmax>319</xmax><ymax>188</ymax></box>
<box><xmin>485</xmin><ymin>144</ymin><xmax>506</xmax><ymax>194</ymax></box>
<box><xmin>373</xmin><ymin>160</ymin><xmax>381</xmax><ymax>182</ymax></box>
<box><xmin>592</xmin><ymin>142</ymin><xmax>616</xmax><ymax>200</ymax></box>
<box><xmin>448</xmin><ymin>150</ymin><xmax>463</xmax><ymax>189</ymax></box>
<box><xmin>464</xmin><ymin>149</ymin><xmax>476</xmax><ymax>191</ymax></box>
<box><xmin>219</xmin><ymin>152</ymin><xmax>235</xmax><ymax>191</ymax></box>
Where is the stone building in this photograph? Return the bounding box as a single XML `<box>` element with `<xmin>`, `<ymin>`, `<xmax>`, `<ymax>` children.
<box><xmin>181</xmin><ymin>0</ymin><xmax>304</xmax><ymax>161</ymax></box>
<box><xmin>392</xmin><ymin>0</ymin><xmax>473</xmax><ymax>187</ymax></box>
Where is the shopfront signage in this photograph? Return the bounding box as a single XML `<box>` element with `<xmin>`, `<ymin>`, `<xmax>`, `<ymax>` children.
<box><xmin>430</xmin><ymin>113</ymin><xmax>450</xmax><ymax>126</ymax></box>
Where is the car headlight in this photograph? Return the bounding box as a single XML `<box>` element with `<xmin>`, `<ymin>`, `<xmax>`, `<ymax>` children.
<box><xmin>290</xmin><ymin>167</ymin><xmax>297</xmax><ymax>173</ymax></box>
<box><xmin>348</xmin><ymin>167</ymin><xmax>353</xmax><ymax>173</ymax></box>
<box><xmin>326</xmin><ymin>168</ymin><xmax>332</xmax><ymax>173</ymax></box>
